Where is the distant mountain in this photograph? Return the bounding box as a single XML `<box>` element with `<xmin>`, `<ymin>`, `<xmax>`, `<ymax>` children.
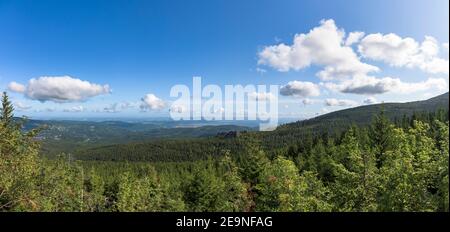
<box><xmin>258</xmin><ymin>92</ymin><xmax>449</xmax><ymax>151</ymax></box>
<box><xmin>74</xmin><ymin>92</ymin><xmax>449</xmax><ymax>162</ymax></box>
<box><xmin>277</xmin><ymin>92</ymin><xmax>449</xmax><ymax>132</ymax></box>
<box><xmin>19</xmin><ymin>119</ymin><xmax>253</xmax><ymax>157</ymax></box>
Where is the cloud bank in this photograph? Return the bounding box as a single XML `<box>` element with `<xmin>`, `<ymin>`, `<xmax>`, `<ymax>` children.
<box><xmin>258</xmin><ymin>19</ymin><xmax>449</xmax><ymax>96</ymax></box>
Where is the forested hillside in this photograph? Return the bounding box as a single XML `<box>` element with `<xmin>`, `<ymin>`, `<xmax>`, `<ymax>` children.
<box><xmin>279</xmin><ymin>92</ymin><xmax>449</xmax><ymax>131</ymax></box>
<box><xmin>75</xmin><ymin>93</ymin><xmax>449</xmax><ymax>162</ymax></box>
<box><xmin>20</xmin><ymin>118</ymin><xmax>253</xmax><ymax>157</ymax></box>
<box><xmin>1</xmin><ymin>91</ymin><xmax>449</xmax><ymax>212</ymax></box>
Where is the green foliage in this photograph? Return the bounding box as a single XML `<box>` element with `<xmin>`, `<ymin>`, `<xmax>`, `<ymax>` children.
<box><xmin>219</xmin><ymin>153</ymin><xmax>251</xmax><ymax>211</ymax></box>
<box><xmin>35</xmin><ymin>157</ymin><xmax>84</xmax><ymax>211</ymax></box>
<box><xmin>0</xmin><ymin>92</ymin><xmax>41</xmax><ymax>211</ymax></box>
<box><xmin>1</xmin><ymin>91</ymin><xmax>449</xmax><ymax>212</ymax></box>
<box><xmin>256</xmin><ymin>156</ymin><xmax>331</xmax><ymax>212</ymax></box>
<box><xmin>182</xmin><ymin>158</ymin><xmax>225</xmax><ymax>212</ymax></box>
<box><xmin>377</xmin><ymin>122</ymin><xmax>439</xmax><ymax>211</ymax></box>
<box><xmin>83</xmin><ymin>169</ymin><xmax>106</xmax><ymax>212</ymax></box>
<box><xmin>1</xmin><ymin>92</ymin><xmax>14</xmax><ymax>126</ymax></box>
<box><xmin>331</xmin><ymin>127</ymin><xmax>378</xmax><ymax>211</ymax></box>
<box><xmin>370</xmin><ymin>107</ymin><xmax>394</xmax><ymax>167</ymax></box>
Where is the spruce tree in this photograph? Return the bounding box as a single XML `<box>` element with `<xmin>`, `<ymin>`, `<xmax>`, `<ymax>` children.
<box><xmin>370</xmin><ymin>106</ymin><xmax>393</xmax><ymax>168</ymax></box>
<box><xmin>331</xmin><ymin>127</ymin><xmax>378</xmax><ymax>211</ymax></box>
<box><xmin>0</xmin><ymin>91</ymin><xmax>14</xmax><ymax>126</ymax></box>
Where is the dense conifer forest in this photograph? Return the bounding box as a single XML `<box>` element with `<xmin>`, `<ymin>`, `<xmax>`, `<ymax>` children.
<box><xmin>1</xmin><ymin>92</ymin><xmax>449</xmax><ymax>212</ymax></box>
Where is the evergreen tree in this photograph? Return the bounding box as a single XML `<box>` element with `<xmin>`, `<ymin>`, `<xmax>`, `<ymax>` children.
<box><xmin>83</xmin><ymin>169</ymin><xmax>106</xmax><ymax>212</ymax></box>
<box><xmin>370</xmin><ymin>106</ymin><xmax>393</xmax><ymax>168</ymax></box>
<box><xmin>0</xmin><ymin>91</ymin><xmax>13</xmax><ymax>126</ymax></box>
<box><xmin>331</xmin><ymin>127</ymin><xmax>378</xmax><ymax>212</ymax></box>
<box><xmin>183</xmin><ymin>158</ymin><xmax>225</xmax><ymax>212</ymax></box>
<box><xmin>0</xmin><ymin>92</ymin><xmax>41</xmax><ymax>211</ymax></box>
<box><xmin>35</xmin><ymin>156</ymin><xmax>84</xmax><ymax>211</ymax></box>
<box><xmin>256</xmin><ymin>156</ymin><xmax>331</xmax><ymax>212</ymax></box>
<box><xmin>219</xmin><ymin>152</ymin><xmax>251</xmax><ymax>211</ymax></box>
<box><xmin>378</xmin><ymin>121</ymin><xmax>438</xmax><ymax>211</ymax></box>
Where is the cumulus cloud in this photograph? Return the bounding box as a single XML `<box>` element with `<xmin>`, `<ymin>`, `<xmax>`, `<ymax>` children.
<box><xmin>8</xmin><ymin>82</ymin><xmax>26</xmax><ymax>93</ymax></box>
<box><xmin>258</xmin><ymin>19</ymin><xmax>379</xmax><ymax>80</ymax></box>
<box><xmin>280</xmin><ymin>81</ymin><xmax>320</xmax><ymax>97</ymax></box>
<box><xmin>323</xmin><ymin>76</ymin><xmax>448</xmax><ymax>95</ymax></box>
<box><xmin>363</xmin><ymin>97</ymin><xmax>378</xmax><ymax>105</ymax></box>
<box><xmin>248</xmin><ymin>91</ymin><xmax>275</xmax><ymax>101</ymax></box>
<box><xmin>11</xmin><ymin>76</ymin><xmax>111</xmax><ymax>103</ymax></box>
<box><xmin>258</xmin><ymin>19</ymin><xmax>449</xmax><ymax>98</ymax></box>
<box><xmin>345</xmin><ymin>31</ymin><xmax>365</xmax><ymax>46</ymax></box>
<box><xmin>324</xmin><ymin>98</ymin><xmax>358</xmax><ymax>107</ymax></box>
<box><xmin>140</xmin><ymin>94</ymin><xmax>165</xmax><ymax>110</ymax></box>
<box><xmin>359</xmin><ymin>34</ymin><xmax>449</xmax><ymax>74</ymax></box>
<box><xmin>63</xmin><ymin>105</ymin><xmax>84</xmax><ymax>112</ymax></box>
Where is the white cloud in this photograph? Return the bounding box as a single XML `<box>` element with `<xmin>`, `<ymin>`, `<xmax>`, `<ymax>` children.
<box><xmin>323</xmin><ymin>76</ymin><xmax>448</xmax><ymax>95</ymax></box>
<box><xmin>248</xmin><ymin>91</ymin><xmax>275</xmax><ymax>101</ymax></box>
<box><xmin>280</xmin><ymin>81</ymin><xmax>320</xmax><ymax>97</ymax></box>
<box><xmin>103</xmin><ymin>103</ymin><xmax>120</xmax><ymax>113</ymax></box>
<box><xmin>258</xmin><ymin>19</ymin><xmax>379</xmax><ymax>80</ymax></box>
<box><xmin>63</xmin><ymin>105</ymin><xmax>84</xmax><ymax>112</ymax></box>
<box><xmin>258</xmin><ymin>19</ymin><xmax>450</xmax><ymax>98</ymax></box>
<box><xmin>324</xmin><ymin>98</ymin><xmax>358</xmax><ymax>107</ymax></box>
<box><xmin>302</xmin><ymin>98</ymin><xmax>321</xmax><ymax>105</ymax></box>
<box><xmin>34</xmin><ymin>108</ymin><xmax>56</xmax><ymax>113</ymax></box>
<box><xmin>359</xmin><ymin>34</ymin><xmax>449</xmax><ymax>74</ymax></box>
<box><xmin>363</xmin><ymin>97</ymin><xmax>378</xmax><ymax>105</ymax></box>
<box><xmin>302</xmin><ymin>98</ymin><xmax>313</xmax><ymax>105</ymax></box>
<box><xmin>103</xmin><ymin>102</ymin><xmax>136</xmax><ymax>113</ymax></box>
<box><xmin>345</xmin><ymin>31</ymin><xmax>365</xmax><ymax>46</ymax></box>
<box><xmin>119</xmin><ymin>102</ymin><xmax>136</xmax><ymax>110</ymax></box>
<box><xmin>15</xmin><ymin>76</ymin><xmax>111</xmax><ymax>103</ymax></box>
<box><xmin>140</xmin><ymin>93</ymin><xmax>165</xmax><ymax>110</ymax></box>
<box><xmin>14</xmin><ymin>101</ymin><xmax>32</xmax><ymax>111</ymax></box>
<box><xmin>8</xmin><ymin>82</ymin><xmax>26</xmax><ymax>93</ymax></box>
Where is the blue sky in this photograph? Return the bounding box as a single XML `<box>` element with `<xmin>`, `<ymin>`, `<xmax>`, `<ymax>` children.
<box><xmin>0</xmin><ymin>0</ymin><xmax>448</xmax><ymax>119</ymax></box>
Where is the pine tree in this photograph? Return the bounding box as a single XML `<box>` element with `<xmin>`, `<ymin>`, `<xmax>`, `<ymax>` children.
<box><xmin>183</xmin><ymin>158</ymin><xmax>225</xmax><ymax>212</ymax></box>
<box><xmin>219</xmin><ymin>152</ymin><xmax>251</xmax><ymax>211</ymax></box>
<box><xmin>256</xmin><ymin>156</ymin><xmax>331</xmax><ymax>212</ymax></box>
<box><xmin>370</xmin><ymin>106</ymin><xmax>393</xmax><ymax>168</ymax></box>
<box><xmin>83</xmin><ymin>169</ymin><xmax>106</xmax><ymax>212</ymax></box>
<box><xmin>331</xmin><ymin>127</ymin><xmax>378</xmax><ymax>212</ymax></box>
<box><xmin>0</xmin><ymin>92</ymin><xmax>41</xmax><ymax>211</ymax></box>
<box><xmin>378</xmin><ymin>121</ymin><xmax>438</xmax><ymax>211</ymax></box>
<box><xmin>0</xmin><ymin>91</ymin><xmax>14</xmax><ymax>126</ymax></box>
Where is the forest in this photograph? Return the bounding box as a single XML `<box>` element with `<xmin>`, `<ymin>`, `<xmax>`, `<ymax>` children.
<box><xmin>1</xmin><ymin>91</ymin><xmax>449</xmax><ymax>212</ymax></box>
